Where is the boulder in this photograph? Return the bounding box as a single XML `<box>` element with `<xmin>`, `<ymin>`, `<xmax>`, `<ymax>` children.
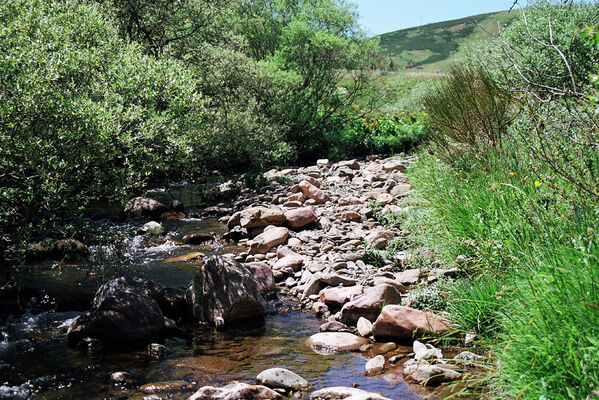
<box><xmin>52</xmin><ymin>239</ymin><xmax>89</xmax><ymax>261</ymax></box>
<box><xmin>307</xmin><ymin>332</ymin><xmax>367</xmax><ymax>353</ymax></box>
<box><xmin>372</xmin><ymin>305</ymin><xmax>450</xmax><ymax>340</ymax></box>
<box><xmin>335</xmin><ymin>160</ymin><xmax>360</xmax><ymax>170</ymax></box>
<box><xmin>123</xmin><ymin>197</ymin><xmax>167</xmax><ymax>219</ymax></box>
<box><xmin>189</xmin><ymin>383</ymin><xmax>281</xmax><ymax>400</ymax></box>
<box><xmin>272</xmin><ymin>255</ymin><xmax>304</xmax><ymax>272</ymax></box>
<box><xmin>245</xmin><ymin>262</ymin><xmax>275</xmax><ymax>292</ymax></box>
<box><xmin>339</xmin><ymin>284</ymin><xmax>402</xmax><ymax>325</ymax></box>
<box><xmin>92</xmin><ymin>276</ymin><xmax>185</xmax><ymax>319</ymax></box>
<box><xmin>68</xmin><ymin>291</ymin><xmax>164</xmax><ymax>347</ymax></box>
<box><xmin>284</xmin><ymin>207</ymin><xmax>317</xmax><ymax>229</ymax></box>
<box><xmin>238</xmin><ymin>207</ymin><xmax>286</xmax><ymax>229</ymax></box>
<box><xmin>256</xmin><ymin>368</ymin><xmax>312</xmax><ymax>391</ymax></box>
<box><xmin>319</xmin><ymin>321</ymin><xmax>348</xmax><ymax>332</ymax></box>
<box><xmin>249</xmin><ymin>227</ymin><xmax>289</xmax><ymax>255</ymax></box>
<box><xmin>186</xmin><ymin>256</ymin><xmax>265</xmax><ymax>327</ymax></box>
<box><xmin>382</xmin><ymin>161</ymin><xmax>406</xmax><ymax>172</ymax></box>
<box><xmin>310</xmin><ymin>387</ymin><xmax>390</xmax><ymax>400</ymax></box>
<box><xmin>299</xmin><ymin>180</ymin><xmax>329</xmax><ymax>204</ymax></box>
<box><xmin>395</xmin><ymin>269</ymin><xmax>421</xmax><ymax>285</ymax></box>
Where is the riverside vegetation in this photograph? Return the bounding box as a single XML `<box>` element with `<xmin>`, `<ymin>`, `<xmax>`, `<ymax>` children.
<box><xmin>0</xmin><ymin>0</ymin><xmax>598</xmax><ymax>399</ymax></box>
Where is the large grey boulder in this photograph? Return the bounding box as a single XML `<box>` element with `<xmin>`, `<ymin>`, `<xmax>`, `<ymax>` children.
<box><xmin>186</xmin><ymin>256</ymin><xmax>265</xmax><ymax>328</ymax></box>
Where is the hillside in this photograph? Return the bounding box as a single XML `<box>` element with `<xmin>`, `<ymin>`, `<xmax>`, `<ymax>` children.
<box><xmin>378</xmin><ymin>11</ymin><xmax>518</xmax><ymax>72</ymax></box>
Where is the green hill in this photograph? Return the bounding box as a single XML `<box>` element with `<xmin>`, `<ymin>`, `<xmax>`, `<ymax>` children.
<box><xmin>378</xmin><ymin>11</ymin><xmax>518</xmax><ymax>72</ymax></box>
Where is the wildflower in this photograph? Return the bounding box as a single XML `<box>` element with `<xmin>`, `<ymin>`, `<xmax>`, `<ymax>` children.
<box><xmin>535</xmin><ymin>180</ymin><xmax>542</xmax><ymax>187</ymax></box>
<box><xmin>509</xmin><ymin>171</ymin><xmax>516</xmax><ymax>177</ymax></box>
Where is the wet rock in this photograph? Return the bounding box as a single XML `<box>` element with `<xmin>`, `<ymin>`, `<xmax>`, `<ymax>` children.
<box><xmin>224</xmin><ymin>226</ymin><xmax>249</xmax><ymax>241</ymax></box>
<box><xmin>52</xmin><ymin>239</ymin><xmax>90</xmax><ymax>260</ymax></box>
<box><xmin>299</xmin><ymin>180</ymin><xmax>329</xmax><ymax>204</ymax></box>
<box><xmin>168</xmin><ymin>200</ymin><xmax>185</xmax><ymax>212</ymax></box>
<box><xmin>365</xmin><ymin>355</ymin><xmax>385</xmax><ymax>375</ymax></box>
<box><xmin>371</xmin><ymin>305</ymin><xmax>450</xmax><ymax>340</ymax></box>
<box><xmin>138</xmin><ymin>221</ymin><xmax>165</xmax><ymax>235</ymax></box>
<box><xmin>284</xmin><ymin>207</ymin><xmax>317</xmax><ymax>229</ymax></box>
<box><xmin>403</xmin><ymin>360</ymin><xmax>461</xmax><ymax>386</ymax></box>
<box><xmin>319</xmin><ymin>321</ymin><xmax>348</xmax><ymax>332</ymax></box>
<box><xmin>123</xmin><ymin>197</ymin><xmax>167</xmax><ymax>219</ymax></box>
<box><xmin>237</xmin><ymin>207</ymin><xmax>286</xmax><ymax>229</ymax></box>
<box><xmin>256</xmin><ymin>368</ymin><xmax>312</xmax><ymax>391</ymax></box>
<box><xmin>249</xmin><ymin>227</ymin><xmax>289</xmax><ymax>255</ymax></box>
<box><xmin>183</xmin><ymin>233</ymin><xmax>213</xmax><ymax>244</ymax></box>
<box><xmin>186</xmin><ymin>256</ymin><xmax>265</xmax><ymax>327</ymax></box>
<box><xmin>148</xmin><ymin>343</ymin><xmax>168</xmax><ymax>360</ymax></box>
<box><xmin>339</xmin><ymin>284</ymin><xmax>402</xmax><ymax>325</ymax></box>
<box><xmin>245</xmin><ymin>262</ymin><xmax>275</xmax><ymax>292</ymax></box>
<box><xmin>189</xmin><ymin>383</ymin><xmax>281</xmax><ymax>400</ymax></box>
<box><xmin>312</xmin><ymin>301</ymin><xmax>328</xmax><ymax>315</ymax></box>
<box><xmin>165</xmin><ymin>252</ymin><xmax>205</xmax><ymax>263</ymax></box>
<box><xmin>356</xmin><ymin>317</ymin><xmax>373</xmax><ymax>337</ymax></box>
<box><xmin>110</xmin><ymin>371</ymin><xmax>131</xmax><ymax>385</ymax></box>
<box><xmin>141</xmin><ymin>380</ymin><xmax>196</xmax><ymax>394</ymax></box>
<box><xmin>307</xmin><ymin>332</ymin><xmax>367</xmax><ymax>353</ymax></box>
<box><xmin>68</xmin><ymin>291</ymin><xmax>164</xmax><ymax>347</ymax></box>
<box><xmin>310</xmin><ymin>387</ymin><xmax>390</xmax><ymax>400</ymax></box>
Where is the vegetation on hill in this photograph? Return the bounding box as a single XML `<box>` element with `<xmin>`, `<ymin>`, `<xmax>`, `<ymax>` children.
<box><xmin>378</xmin><ymin>11</ymin><xmax>518</xmax><ymax>71</ymax></box>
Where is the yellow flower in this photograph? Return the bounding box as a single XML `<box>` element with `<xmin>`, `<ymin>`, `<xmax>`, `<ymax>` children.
<box><xmin>535</xmin><ymin>180</ymin><xmax>542</xmax><ymax>187</ymax></box>
<box><xmin>509</xmin><ymin>171</ymin><xmax>516</xmax><ymax>177</ymax></box>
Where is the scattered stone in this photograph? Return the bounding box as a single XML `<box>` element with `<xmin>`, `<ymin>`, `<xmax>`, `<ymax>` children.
<box><xmin>394</xmin><ymin>269</ymin><xmax>421</xmax><ymax>285</ymax></box>
<box><xmin>319</xmin><ymin>321</ymin><xmax>348</xmax><ymax>332</ymax></box>
<box><xmin>307</xmin><ymin>332</ymin><xmax>367</xmax><ymax>353</ymax></box>
<box><xmin>383</xmin><ymin>161</ymin><xmax>406</xmax><ymax>172</ymax></box>
<box><xmin>110</xmin><ymin>371</ymin><xmax>131</xmax><ymax>384</ymax></box>
<box><xmin>137</xmin><ymin>221</ymin><xmax>165</xmax><ymax>235</ymax></box>
<box><xmin>284</xmin><ymin>207</ymin><xmax>318</xmax><ymax>229</ymax></box>
<box><xmin>378</xmin><ymin>342</ymin><xmax>397</xmax><ymax>353</ymax></box>
<box><xmin>236</xmin><ymin>207</ymin><xmax>286</xmax><ymax>229</ymax></box>
<box><xmin>356</xmin><ymin>317</ymin><xmax>373</xmax><ymax>337</ymax></box>
<box><xmin>140</xmin><ymin>380</ymin><xmax>196</xmax><ymax>394</ymax></box>
<box><xmin>189</xmin><ymin>383</ymin><xmax>281</xmax><ymax>400</ymax></box>
<box><xmin>413</xmin><ymin>341</ymin><xmax>442</xmax><ymax>361</ymax></box>
<box><xmin>148</xmin><ymin>343</ymin><xmax>168</xmax><ymax>360</ymax></box>
<box><xmin>319</xmin><ymin>286</ymin><xmax>363</xmax><ymax>310</ymax></box>
<box><xmin>403</xmin><ymin>360</ymin><xmax>461</xmax><ymax>386</ymax></box>
<box><xmin>365</xmin><ymin>355</ymin><xmax>385</xmax><ymax>375</ymax></box>
<box><xmin>256</xmin><ymin>368</ymin><xmax>312</xmax><ymax>391</ymax></box>
<box><xmin>249</xmin><ymin>227</ymin><xmax>289</xmax><ymax>254</ymax></box>
<box><xmin>299</xmin><ymin>180</ymin><xmax>329</xmax><ymax>204</ymax></box>
<box><xmin>183</xmin><ymin>233</ymin><xmax>213</xmax><ymax>244</ymax></box>
<box><xmin>245</xmin><ymin>262</ymin><xmax>275</xmax><ymax>292</ymax></box>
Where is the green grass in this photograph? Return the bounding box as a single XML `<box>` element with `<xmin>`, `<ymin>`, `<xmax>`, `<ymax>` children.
<box><xmin>377</xmin><ymin>11</ymin><xmax>518</xmax><ymax>72</ymax></box>
<box><xmin>406</xmin><ymin>153</ymin><xmax>599</xmax><ymax>399</ymax></box>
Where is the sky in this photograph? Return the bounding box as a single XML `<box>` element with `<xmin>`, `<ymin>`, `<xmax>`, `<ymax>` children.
<box><xmin>353</xmin><ymin>0</ymin><xmax>519</xmax><ymax>35</ymax></box>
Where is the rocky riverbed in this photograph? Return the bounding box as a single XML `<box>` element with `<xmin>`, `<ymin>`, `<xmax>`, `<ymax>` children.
<box><xmin>0</xmin><ymin>155</ymin><xmax>481</xmax><ymax>399</ymax></box>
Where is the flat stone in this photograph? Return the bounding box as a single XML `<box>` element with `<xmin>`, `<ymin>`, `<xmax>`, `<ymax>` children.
<box><xmin>256</xmin><ymin>367</ymin><xmax>312</xmax><ymax>391</ymax></box>
<box><xmin>307</xmin><ymin>332</ymin><xmax>367</xmax><ymax>353</ymax></box>
<box><xmin>285</xmin><ymin>207</ymin><xmax>318</xmax><ymax>229</ymax></box>
<box><xmin>189</xmin><ymin>383</ymin><xmax>281</xmax><ymax>400</ymax></box>
<box><xmin>249</xmin><ymin>227</ymin><xmax>289</xmax><ymax>255</ymax></box>
<box><xmin>339</xmin><ymin>284</ymin><xmax>402</xmax><ymax>325</ymax></box>
<box><xmin>372</xmin><ymin>306</ymin><xmax>450</xmax><ymax>340</ymax></box>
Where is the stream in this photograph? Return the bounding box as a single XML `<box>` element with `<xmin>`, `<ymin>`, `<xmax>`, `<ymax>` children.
<box><xmin>0</xmin><ymin>215</ymin><xmax>432</xmax><ymax>400</ymax></box>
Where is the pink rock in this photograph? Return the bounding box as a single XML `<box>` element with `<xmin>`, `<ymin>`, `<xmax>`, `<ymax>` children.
<box><xmin>245</xmin><ymin>262</ymin><xmax>275</xmax><ymax>292</ymax></box>
<box><xmin>272</xmin><ymin>255</ymin><xmax>304</xmax><ymax>272</ymax></box>
<box><xmin>249</xmin><ymin>227</ymin><xmax>289</xmax><ymax>254</ymax></box>
<box><xmin>238</xmin><ymin>207</ymin><xmax>286</xmax><ymax>229</ymax></box>
<box><xmin>299</xmin><ymin>180</ymin><xmax>329</xmax><ymax>204</ymax></box>
<box><xmin>336</xmin><ymin>160</ymin><xmax>360</xmax><ymax>170</ymax></box>
<box><xmin>286</xmin><ymin>192</ymin><xmax>305</xmax><ymax>203</ymax></box>
<box><xmin>284</xmin><ymin>207</ymin><xmax>318</xmax><ymax>229</ymax></box>
<box><xmin>372</xmin><ymin>305</ymin><xmax>450</xmax><ymax>340</ymax></box>
<box><xmin>339</xmin><ymin>284</ymin><xmax>402</xmax><ymax>325</ymax></box>
<box><xmin>319</xmin><ymin>285</ymin><xmax>363</xmax><ymax>310</ymax></box>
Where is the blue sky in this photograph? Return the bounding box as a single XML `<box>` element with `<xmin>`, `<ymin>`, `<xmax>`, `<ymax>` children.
<box><xmin>353</xmin><ymin>0</ymin><xmax>518</xmax><ymax>35</ymax></box>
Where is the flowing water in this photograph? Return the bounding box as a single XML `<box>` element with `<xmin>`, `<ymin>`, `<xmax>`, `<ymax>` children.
<box><xmin>0</xmin><ymin>216</ymin><xmax>433</xmax><ymax>400</ymax></box>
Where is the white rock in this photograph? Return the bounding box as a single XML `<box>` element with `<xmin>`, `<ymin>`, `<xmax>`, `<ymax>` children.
<box><xmin>365</xmin><ymin>355</ymin><xmax>385</xmax><ymax>375</ymax></box>
<box><xmin>307</xmin><ymin>332</ymin><xmax>367</xmax><ymax>353</ymax></box>
<box><xmin>356</xmin><ymin>317</ymin><xmax>373</xmax><ymax>337</ymax></box>
<box><xmin>256</xmin><ymin>367</ymin><xmax>312</xmax><ymax>391</ymax></box>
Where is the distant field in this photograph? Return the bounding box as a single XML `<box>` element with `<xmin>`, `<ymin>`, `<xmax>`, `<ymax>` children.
<box><xmin>377</xmin><ymin>11</ymin><xmax>518</xmax><ymax>72</ymax></box>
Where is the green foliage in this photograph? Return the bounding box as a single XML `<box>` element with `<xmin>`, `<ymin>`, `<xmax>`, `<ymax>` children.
<box><xmin>404</xmin><ymin>280</ymin><xmax>451</xmax><ymax>312</ymax></box>
<box><xmin>362</xmin><ymin>243</ymin><xmax>386</xmax><ymax>269</ymax></box>
<box><xmin>241</xmin><ymin>171</ymin><xmax>268</xmax><ymax>189</ymax></box>
<box><xmin>0</xmin><ymin>0</ymin><xmax>205</xmax><ymax>254</ymax></box>
<box><xmin>422</xmin><ymin>65</ymin><xmax>515</xmax><ymax>166</ymax></box>
<box><xmin>326</xmin><ymin>110</ymin><xmax>427</xmax><ymax>160</ymax></box>
<box><xmin>368</xmin><ymin>200</ymin><xmax>404</xmax><ymax>227</ymax></box>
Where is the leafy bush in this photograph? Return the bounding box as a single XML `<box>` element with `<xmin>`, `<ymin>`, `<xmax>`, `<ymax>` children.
<box><xmin>0</xmin><ymin>0</ymin><xmax>207</xmax><ymax>254</ymax></box>
<box><xmin>326</xmin><ymin>110</ymin><xmax>427</xmax><ymax>159</ymax></box>
<box><xmin>404</xmin><ymin>280</ymin><xmax>451</xmax><ymax>312</ymax></box>
<box><xmin>422</xmin><ymin>65</ymin><xmax>515</xmax><ymax>166</ymax></box>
